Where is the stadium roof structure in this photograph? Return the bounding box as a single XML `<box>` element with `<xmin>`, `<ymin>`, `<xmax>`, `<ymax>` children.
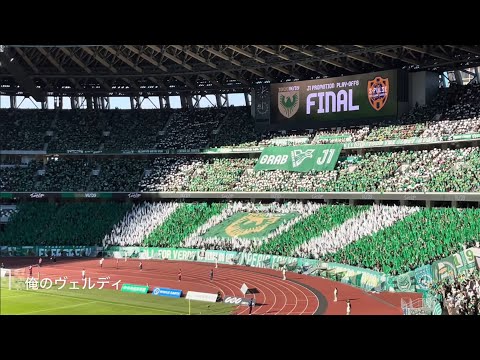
<box><xmin>1</xmin><ymin>45</ymin><xmax>479</xmax><ymax>101</ymax></box>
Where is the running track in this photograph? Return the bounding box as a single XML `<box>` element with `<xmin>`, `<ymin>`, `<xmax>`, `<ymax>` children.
<box><xmin>1</xmin><ymin>257</ymin><xmax>420</xmax><ymax>315</ymax></box>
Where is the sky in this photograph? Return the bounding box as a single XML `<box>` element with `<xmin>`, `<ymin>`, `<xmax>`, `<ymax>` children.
<box><xmin>0</xmin><ymin>93</ymin><xmax>249</xmax><ymax>109</ymax></box>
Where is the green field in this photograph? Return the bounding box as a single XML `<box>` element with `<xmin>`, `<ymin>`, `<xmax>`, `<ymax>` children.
<box><xmin>0</xmin><ymin>280</ymin><xmax>235</xmax><ymax>315</ymax></box>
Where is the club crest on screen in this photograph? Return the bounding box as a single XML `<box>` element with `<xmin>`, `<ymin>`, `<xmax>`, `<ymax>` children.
<box><xmin>367</xmin><ymin>76</ymin><xmax>389</xmax><ymax>111</ymax></box>
<box><xmin>278</xmin><ymin>90</ymin><xmax>300</xmax><ymax>118</ymax></box>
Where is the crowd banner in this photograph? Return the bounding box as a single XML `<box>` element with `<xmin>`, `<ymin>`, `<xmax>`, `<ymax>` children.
<box><xmin>202</xmin><ymin>212</ymin><xmax>298</xmax><ymax>239</ymax></box>
<box><xmin>432</xmin><ymin>247</ymin><xmax>480</xmax><ymax>281</ymax></box>
<box><xmin>269</xmin><ymin>136</ymin><xmax>311</xmax><ymax>146</ymax></box>
<box><xmin>152</xmin><ymin>287</ymin><xmax>182</xmax><ymax>298</ymax></box>
<box><xmin>1</xmin><ymin>246</ymin><xmax>36</xmax><ymax>257</ymax></box>
<box><xmin>413</xmin><ymin>265</ymin><xmax>433</xmax><ymax>291</ymax></box>
<box><xmin>325</xmin><ymin>262</ymin><xmax>387</xmax><ymax>291</ymax></box>
<box><xmin>387</xmin><ymin>271</ymin><xmax>416</xmax><ymax>292</ymax></box>
<box><xmin>46</xmin><ymin>132</ymin><xmax>480</xmax><ymax>156</ymax></box>
<box><xmin>254</xmin><ymin>144</ymin><xmax>343</xmax><ymax>172</ymax></box>
<box><xmin>38</xmin><ymin>246</ymin><xmax>98</xmax><ymax>257</ymax></box>
<box><xmin>185</xmin><ymin>291</ymin><xmax>218</xmax><ymax>303</ymax></box>
<box><xmin>121</xmin><ymin>283</ymin><xmax>149</xmax><ymax>294</ymax></box>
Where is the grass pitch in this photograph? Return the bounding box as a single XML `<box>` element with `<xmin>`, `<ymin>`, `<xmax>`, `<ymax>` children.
<box><xmin>0</xmin><ymin>279</ymin><xmax>234</xmax><ymax>315</ymax></box>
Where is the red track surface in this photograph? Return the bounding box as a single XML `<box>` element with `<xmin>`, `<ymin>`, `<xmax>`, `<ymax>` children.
<box><xmin>1</xmin><ymin>257</ymin><xmax>420</xmax><ymax>315</ymax></box>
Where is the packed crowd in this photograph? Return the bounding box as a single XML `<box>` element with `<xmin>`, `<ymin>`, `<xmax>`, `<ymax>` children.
<box><xmin>2</xmin><ymin>201</ymin><xmax>478</xmax><ymax>281</ymax></box>
<box><xmin>0</xmin><ymin>110</ymin><xmax>52</xmax><ymax>150</ymax></box>
<box><xmin>0</xmin><ymin>208</ymin><xmax>17</xmax><ymax>220</ymax></box>
<box><xmin>2</xmin><ymin>83</ymin><xmax>480</xmax><ymax>152</ymax></box>
<box><xmin>142</xmin><ymin>202</ymin><xmax>226</xmax><ymax>247</ymax></box>
<box><xmin>102</xmin><ymin>109</ymin><xmax>171</xmax><ymax>151</ymax></box>
<box><xmin>88</xmin><ymin>158</ymin><xmax>150</xmax><ymax>192</ymax></box>
<box><xmin>211</xmin><ymin>107</ymin><xmax>256</xmax><ymax>148</ymax></box>
<box><xmin>430</xmin><ymin>272</ymin><xmax>480</xmax><ymax>315</ymax></box>
<box><xmin>156</xmin><ymin>108</ymin><xmax>226</xmax><ymax>150</ymax></box>
<box><xmin>103</xmin><ymin>202</ymin><xmax>179</xmax><ymax>247</ymax></box>
<box><xmin>183</xmin><ymin>201</ymin><xmax>322</xmax><ymax>251</ymax></box>
<box><xmin>420</xmin><ymin>119</ymin><xmax>480</xmax><ymax>140</ymax></box>
<box><xmin>295</xmin><ymin>205</ymin><xmax>418</xmax><ymax>264</ymax></box>
<box><xmin>326</xmin><ymin>207</ymin><xmax>480</xmax><ymax>275</ymax></box>
<box><xmin>0</xmin><ymin>162</ymin><xmax>40</xmax><ymax>192</ymax></box>
<box><xmin>48</xmin><ymin>110</ymin><xmax>105</xmax><ymax>152</ymax></box>
<box><xmin>311</xmin><ymin>127</ymin><xmax>369</xmax><ymax>144</ymax></box>
<box><xmin>0</xmin><ymin>202</ymin><xmax>131</xmax><ymax>246</ymax></box>
<box><xmin>2</xmin><ymin>146</ymin><xmax>480</xmax><ymax>192</ymax></box>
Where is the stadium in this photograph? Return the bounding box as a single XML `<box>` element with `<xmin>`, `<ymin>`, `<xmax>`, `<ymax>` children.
<box><xmin>1</xmin><ymin>45</ymin><xmax>479</xmax><ymax>316</ymax></box>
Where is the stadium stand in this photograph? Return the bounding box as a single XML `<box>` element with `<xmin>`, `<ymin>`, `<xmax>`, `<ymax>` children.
<box><xmin>0</xmin><ymin>202</ymin><xmax>131</xmax><ymax>246</ymax></box>
<box><xmin>2</xmin><ymin>83</ymin><xmax>480</xmax><ymax>152</ymax></box>
<box><xmin>48</xmin><ymin>110</ymin><xmax>105</xmax><ymax>152</ymax></box>
<box><xmin>0</xmin><ymin>110</ymin><xmax>52</xmax><ymax>150</ymax></box>
<box><xmin>103</xmin><ymin>110</ymin><xmax>171</xmax><ymax>151</ymax></box>
<box><xmin>429</xmin><ymin>272</ymin><xmax>480</xmax><ymax>315</ymax></box>
<box><xmin>2</xmin><ymin>146</ymin><xmax>480</xmax><ymax>192</ymax></box>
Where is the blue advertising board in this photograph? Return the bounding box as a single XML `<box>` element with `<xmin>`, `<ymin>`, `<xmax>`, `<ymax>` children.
<box><xmin>152</xmin><ymin>287</ymin><xmax>182</xmax><ymax>298</ymax></box>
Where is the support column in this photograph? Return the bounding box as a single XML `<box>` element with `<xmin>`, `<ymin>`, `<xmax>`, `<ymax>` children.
<box><xmin>425</xmin><ymin>200</ymin><xmax>432</xmax><ymax>208</ymax></box>
<box><xmin>58</xmin><ymin>96</ymin><xmax>63</xmax><ymax>109</ymax></box>
<box><xmin>180</xmin><ymin>94</ymin><xmax>189</xmax><ymax>108</ymax></box>
<box><xmin>441</xmin><ymin>72</ymin><xmax>449</xmax><ymax>88</ymax></box>
<box><xmin>244</xmin><ymin>92</ymin><xmax>250</xmax><ymax>106</ymax></box>
<box><xmin>164</xmin><ymin>96</ymin><xmax>170</xmax><ymax>109</ymax></box>
<box><xmin>215</xmin><ymin>94</ymin><xmax>222</xmax><ymax>107</ymax></box>
<box><xmin>159</xmin><ymin>96</ymin><xmax>164</xmax><ymax>109</ymax></box>
<box><xmin>475</xmin><ymin>67</ymin><xmax>480</xmax><ymax>84</ymax></box>
<box><xmin>86</xmin><ymin>96</ymin><xmax>93</xmax><ymax>110</ymax></box>
<box><xmin>223</xmin><ymin>94</ymin><xmax>229</xmax><ymax>107</ymax></box>
<box><xmin>193</xmin><ymin>95</ymin><xmax>201</xmax><ymax>108</ymax></box>
<box><xmin>454</xmin><ymin>70</ymin><xmax>463</xmax><ymax>85</ymax></box>
<box><xmin>10</xmin><ymin>95</ymin><xmax>16</xmax><ymax>109</ymax></box>
<box><xmin>451</xmin><ymin>200</ymin><xmax>458</xmax><ymax>208</ymax></box>
<box><xmin>187</xmin><ymin>95</ymin><xmax>194</xmax><ymax>109</ymax></box>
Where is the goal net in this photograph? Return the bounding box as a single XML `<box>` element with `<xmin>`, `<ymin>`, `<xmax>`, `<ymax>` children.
<box><xmin>112</xmin><ymin>251</ymin><xmax>129</xmax><ymax>262</ymax></box>
<box><xmin>0</xmin><ymin>268</ymin><xmax>28</xmax><ymax>290</ymax></box>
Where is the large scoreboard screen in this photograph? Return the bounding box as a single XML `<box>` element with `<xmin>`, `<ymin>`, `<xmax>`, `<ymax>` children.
<box><xmin>270</xmin><ymin>69</ymin><xmax>398</xmax><ymax>128</ymax></box>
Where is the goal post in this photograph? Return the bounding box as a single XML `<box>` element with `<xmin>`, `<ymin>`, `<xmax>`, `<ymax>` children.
<box><xmin>1</xmin><ymin>268</ymin><xmax>27</xmax><ymax>290</ymax></box>
<box><xmin>112</xmin><ymin>250</ymin><xmax>129</xmax><ymax>262</ymax></box>
<box><xmin>0</xmin><ymin>268</ymin><xmax>12</xmax><ymax>290</ymax></box>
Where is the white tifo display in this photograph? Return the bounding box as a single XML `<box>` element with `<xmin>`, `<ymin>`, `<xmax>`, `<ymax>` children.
<box><xmin>185</xmin><ymin>291</ymin><xmax>218</xmax><ymax>303</ymax></box>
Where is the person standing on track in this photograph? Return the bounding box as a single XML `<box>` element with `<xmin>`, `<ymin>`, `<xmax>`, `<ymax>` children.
<box><xmin>139</xmin><ymin>261</ymin><xmax>143</xmax><ymax>271</ymax></box>
<box><xmin>178</xmin><ymin>268</ymin><xmax>182</xmax><ymax>281</ymax></box>
<box><xmin>282</xmin><ymin>266</ymin><xmax>286</xmax><ymax>281</ymax></box>
<box><xmin>248</xmin><ymin>298</ymin><xmax>254</xmax><ymax>315</ymax></box>
<box><xmin>210</xmin><ymin>268</ymin><xmax>214</xmax><ymax>281</ymax></box>
<box><xmin>116</xmin><ymin>258</ymin><xmax>119</xmax><ymax>269</ymax></box>
<box><xmin>334</xmin><ymin>287</ymin><xmax>338</xmax><ymax>302</ymax></box>
<box><xmin>215</xmin><ymin>256</ymin><xmax>218</xmax><ymax>269</ymax></box>
<box><xmin>81</xmin><ymin>268</ymin><xmax>86</xmax><ymax>280</ymax></box>
<box><xmin>38</xmin><ymin>257</ymin><xmax>42</xmax><ymax>268</ymax></box>
<box><xmin>346</xmin><ymin>299</ymin><xmax>351</xmax><ymax>315</ymax></box>
<box><xmin>100</xmin><ymin>257</ymin><xmax>104</xmax><ymax>268</ymax></box>
<box><xmin>29</xmin><ymin>265</ymin><xmax>33</xmax><ymax>277</ymax></box>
